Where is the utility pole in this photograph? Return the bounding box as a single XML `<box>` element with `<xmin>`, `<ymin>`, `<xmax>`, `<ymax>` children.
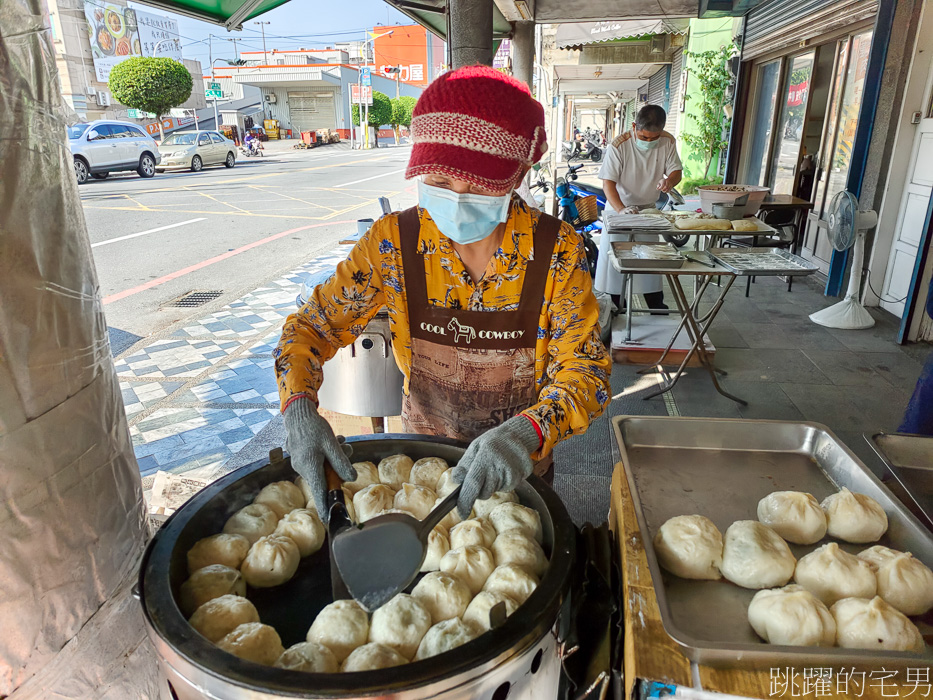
<box><xmin>395</xmin><ymin>65</ymin><xmax>400</xmax><ymax>98</ymax></box>
<box><xmin>254</xmin><ymin>21</ymin><xmax>270</xmax><ymax>64</ymax></box>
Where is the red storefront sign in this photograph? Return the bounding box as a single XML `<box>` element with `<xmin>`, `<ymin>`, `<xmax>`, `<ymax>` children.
<box><xmin>787</xmin><ymin>81</ymin><xmax>809</xmax><ymax>107</ymax></box>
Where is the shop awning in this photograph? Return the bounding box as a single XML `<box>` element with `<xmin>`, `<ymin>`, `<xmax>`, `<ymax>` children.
<box><xmin>132</xmin><ymin>0</ymin><xmax>291</xmax><ymax>30</ymax></box>
<box><xmin>555</xmin><ymin>19</ymin><xmax>690</xmax><ymax>48</ymax></box>
<box><xmin>554</xmin><ymin>62</ymin><xmax>665</xmax><ymax>95</ymax></box>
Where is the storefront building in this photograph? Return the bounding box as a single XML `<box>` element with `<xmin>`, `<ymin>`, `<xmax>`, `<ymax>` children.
<box><xmin>727</xmin><ymin>0</ymin><xmax>932</xmax><ymax>342</ymax></box>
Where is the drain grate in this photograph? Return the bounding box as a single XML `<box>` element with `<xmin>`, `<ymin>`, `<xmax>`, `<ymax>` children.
<box><xmin>165</xmin><ymin>290</ymin><xmax>223</xmax><ymax>308</ymax></box>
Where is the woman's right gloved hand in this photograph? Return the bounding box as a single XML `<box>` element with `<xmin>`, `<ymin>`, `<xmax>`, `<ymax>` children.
<box><xmin>282</xmin><ymin>397</ymin><xmax>357</xmax><ymax>521</ymax></box>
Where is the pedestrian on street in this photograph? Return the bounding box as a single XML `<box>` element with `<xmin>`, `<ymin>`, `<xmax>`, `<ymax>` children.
<box><xmin>274</xmin><ymin>65</ymin><xmax>612</xmax><ymax>520</ymax></box>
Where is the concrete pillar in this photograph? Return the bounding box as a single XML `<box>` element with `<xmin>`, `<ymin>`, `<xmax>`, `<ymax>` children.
<box><xmin>449</xmin><ymin>0</ymin><xmax>494</xmax><ymax>68</ymax></box>
<box><xmin>512</xmin><ymin>21</ymin><xmax>534</xmax><ymax>89</ymax></box>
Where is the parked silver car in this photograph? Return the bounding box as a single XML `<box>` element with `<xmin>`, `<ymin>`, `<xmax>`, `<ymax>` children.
<box><xmin>157</xmin><ymin>131</ymin><xmax>237</xmax><ymax>172</ymax></box>
<box><xmin>67</xmin><ymin>120</ymin><xmax>161</xmax><ymax>184</ymax></box>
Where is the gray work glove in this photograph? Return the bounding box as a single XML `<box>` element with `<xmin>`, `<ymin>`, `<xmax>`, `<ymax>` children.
<box><xmin>283</xmin><ymin>397</ymin><xmax>357</xmax><ymax>522</ymax></box>
<box><xmin>450</xmin><ymin>416</ymin><xmax>541</xmax><ymax>519</ymax></box>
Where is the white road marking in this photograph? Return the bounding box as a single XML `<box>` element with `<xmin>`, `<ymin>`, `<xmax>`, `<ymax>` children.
<box><xmin>91</xmin><ymin>218</ymin><xmax>206</xmax><ymax>248</ymax></box>
<box><xmin>332</xmin><ymin>168</ymin><xmax>407</xmax><ymax>188</ymax></box>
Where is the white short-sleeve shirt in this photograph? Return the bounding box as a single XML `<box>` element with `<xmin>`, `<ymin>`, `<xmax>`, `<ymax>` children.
<box><xmin>597</xmin><ymin>130</ymin><xmax>683</xmax><ymax>210</ymax></box>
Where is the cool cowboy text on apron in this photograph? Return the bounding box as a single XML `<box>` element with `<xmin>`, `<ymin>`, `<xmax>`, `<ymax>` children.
<box><xmin>397</xmin><ymin>206</ymin><xmax>560</xmax><ymax>477</ymax></box>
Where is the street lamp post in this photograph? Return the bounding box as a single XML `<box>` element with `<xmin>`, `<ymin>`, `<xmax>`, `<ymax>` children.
<box><xmin>210</xmin><ymin>58</ymin><xmax>244</xmax><ymax>131</ymax></box>
<box><xmin>356</xmin><ymin>30</ymin><xmax>393</xmax><ymax>150</ymax></box>
<box><xmin>254</xmin><ymin>21</ymin><xmax>270</xmax><ymax>64</ymax></box>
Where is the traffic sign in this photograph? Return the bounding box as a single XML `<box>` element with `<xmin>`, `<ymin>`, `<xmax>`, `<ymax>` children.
<box><xmin>360</xmin><ymin>67</ymin><xmax>371</xmax><ymax>87</ymax></box>
<box><xmin>206</xmin><ymin>89</ymin><xmax>222</xmax><ymax>99</ymax></box>
<box><xmin>209</xmin><ymin>82</ymin><xmax>221</xmax><ymax>90</ymax></box>
<box><xmin>351</xmin><ymin>85</ymin><xmax>373</xmax><ymax>105</ymax></box>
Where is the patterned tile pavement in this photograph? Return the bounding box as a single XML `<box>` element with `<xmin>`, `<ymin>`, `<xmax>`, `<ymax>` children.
<box><xmin>119</xmin><ymin>245</ymin><xmax>349</xmax><ymax>484</ymax></box>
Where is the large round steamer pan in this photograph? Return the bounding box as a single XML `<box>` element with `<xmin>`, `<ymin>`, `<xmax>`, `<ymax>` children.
<box><xmin>139</xmin><ymin>435</ymin><xmax>576</xmax><ymax>699</ymax></box>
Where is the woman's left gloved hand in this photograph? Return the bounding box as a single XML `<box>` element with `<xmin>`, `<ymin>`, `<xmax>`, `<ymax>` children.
<box><xmin>450</xmin><ymin>416</ymin><xmax>541</xmax><ymax>518</ymax></box>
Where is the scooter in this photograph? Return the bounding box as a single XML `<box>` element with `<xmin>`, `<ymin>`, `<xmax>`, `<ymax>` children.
<box><xmin>240</xmin><ymin>141</ymin><xmax>263</xmax><ymax>158</ymax></box>
<box><xmin>561</xmin><ymin>137</ymin><xmax>602</xmax><ymax>163</ymax></box>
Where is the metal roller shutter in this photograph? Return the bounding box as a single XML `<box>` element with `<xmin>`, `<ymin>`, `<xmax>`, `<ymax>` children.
<box><xmin>666</xmin><ymin>49</ymin><xmax>682</xmax><ymax>134</ymax></box>
<box><xmin>287</xmin><ymin>91</ymin><xmax>336</xmax><ymax>134</ymax></box>
<box><xmin>743</xmin><ymin>0</ymin><xmax>877</xmax><ymax>59</ymax></box>
<box><xmin>647</xmin><ymin>66</ymin><xmax>669</xmax><ymax>110</ymax></box>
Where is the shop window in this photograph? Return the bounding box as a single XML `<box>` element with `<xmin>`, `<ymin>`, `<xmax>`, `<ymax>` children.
<box><xmin>769</xmin><ymin>52</ymin><xmax>815</xmax><ymax>195</ymax></box>
<box><xmin>745</xmin><ymin>61</ymin><xmax>781</xmax><ymax>186</ymax></box>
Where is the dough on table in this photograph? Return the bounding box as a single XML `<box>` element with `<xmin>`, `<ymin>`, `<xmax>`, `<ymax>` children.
<box><xmin>488</xmin><ymin>503</ymin><xmax>543</xmax><ymax>543</ymax></box>
<box><xmin>794</xmin><ymin>543</ymin><xmax>876</xmax><ymax>605</ymax></box>
<box><xmin>820</xmin><ymin>488</ymin><xmax>888</xmax><ymax>543</ymax></box>
<box><xmin>450</xmin><ymin>518</ymin><xmax>497</xmax><ymax>550</ymax></box>
<box><xmin>342</xmin><ymin>461</ymin><xmax>380</xmax><ymax>496</ymax></box>
<box><xmin>730</xmin><ymin>219</ymin><xmax>759</xmax><ymax>232</ymax></box>
<box><xmin>492</xmin><ymin>530</ymin><xmax>547</xmax><ymax>577</ymax></box>
<box><xmin>435</xmin><ymin>470</ymin><xmax>459</xmax><ymax>498</ymax></box>
<box><xmin>674</xmin><ymin>217</ymin><xmax>732</xmax><ymax>231</ymax></box>
<box><xmin>179</xmin><ymin>564</ymin><xmax>246</xmax><ymax>616</ymax></box>
<box><xmin>720</xmin><ymin>521</ymin><xmax>796</xmax><ymax>590</ymax></box>
<box><xmin>757</xmin><ymin>491</ymin><xmax>827</xmax><ymax>545</ymax></box>
<box><xmin>653</xmin><ymin>515</ymin><xmax>723</xmax><ymax>580</ymax></box>
<box><xmin>217</xmin><ymin>622</ymin><xmax>285</xmax><ymax>666</ymax></box>
<box><xmin>747</xmin><ymin>585</ymin><xmax>836</xmax><ymax>647</ymax></box>
<box><xmin>409</xmin><ymin>458</ymin><xmax>450</xmax><ymax>490</ymax></box>
<box><xmin>275</xmin><ymin>641</ymin><xmax>339</xmax><ymax>673</ymax></box>
<box><xmin>254</xmin><ymin>480</ymin><xmax>306</xmax><ymax>519</ymax></box>
<box><xmin>483</xmin><ymin>564</ymin><xmax>539</xmax><ymax>605</ymax></box>
<box><xmin>414</xmin><ymin>617</ymin><xmax>477</xmax><ymax>660</ymax></box>
<box><xmin>473</xmin><ymin>491</ymin><xmax>519</xmax><ymax>519</ymax></box>
<box><xmin>394</xmin><ymin>483</ymin><xmax>437</xmax><ymax>520</ymax></box>
<box><xmin>353</xmin><ymin>484</ymin><xmax>396</xmax><ymax>523</ymax></box>
<box><xmin>240</xmin><ymin>534</ymin><xmax>300</xmax><ymax>588</ymax></box>
<box><xmin>275</xmin><ymin>508</ymin><xmax>325</xmax><ymax>557</ymax></box>
<box><xmin>463</xmin><ymin>590</ymin><xmax>519</xmax><ymax>632</ymax></box>
<box><xmin>832</xmin><ymin>596</ymin><xmax>925</xmax><ymax>652</ymax></box>
<box><xmin>411</xmin><ymin>571</ymin><xmax>472</xmax><ymax>624</ymax></box>
<box><xmin>440</xmin><ymin>545</ymin><xmax>496</xmax><ymax>595</ymax></box>
<box><xmin>341</xmin><ymin>643</ymin><xmax>407</xmax><ymax>672</ymax></box>
<box><xmin>369</xmin><ymin>593</ymin><xmax>432</xmax><ymax>660</ymax></box>
<box><xmin>378</xmin><ymin>454</ymin><xmax>414</xmax><ymax>488</ymax></box>
<box><xmin>859</xmin><ymin>548</ymin><xmax>933</xmax><ymax>616</ymax></box>
<box><xmin>420</xmin><ymin>527</ymin><xmax>450</xmax><ymax>572</ymax></box>
<box><xmin>187</xmin><ymin>533</ymin><xmax>251</xmax><ymax>575</ymax></box>
<box><xmin>307</xmin><ymin>599</ymin><xmax>370</xmax><ymax>663</ymax></box>
<box><xmin>189</xmin><ymin>594</ymin><xmax>259</xmax><ymax>643</ymax></box>
<box><xmin>223</xmin><ymin>503</ymin><xmax>279</xmax><ymax>545</ymax></box>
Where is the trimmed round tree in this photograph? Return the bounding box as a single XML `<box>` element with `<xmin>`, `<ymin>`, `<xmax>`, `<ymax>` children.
<box><xmin>351</xmin><ymin>90</ymin><xmax>393</xmax><ymax>148</ymax></box>
<box><xmin>390</xmin><ymin>95</ymin><xmax>417</xmax><ymax>143</ymax></box>
<box><xmin>109</xmin><ymin>57</ymin><xmax>193</xmax><ymax>141</ymax></box>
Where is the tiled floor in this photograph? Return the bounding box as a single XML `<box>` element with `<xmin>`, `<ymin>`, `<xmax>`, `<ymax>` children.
<box><xmin>115</xmin><ymin>231</ymin><xmax>929</xmax><ymax>524</ymax></box>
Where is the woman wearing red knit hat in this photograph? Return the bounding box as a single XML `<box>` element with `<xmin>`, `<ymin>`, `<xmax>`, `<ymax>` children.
<box><xmin>275</xmin><ymin>65</ymin><xmax>612</xmax><ymax>519</ymax></box>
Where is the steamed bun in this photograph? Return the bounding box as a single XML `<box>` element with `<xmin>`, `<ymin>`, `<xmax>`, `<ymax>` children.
<box><xmin>343</xmin><ymin>461</ymin><xmax>380</xmax><ymax>496</ymax></box>
<box><xmin>307</xmin><ymin>599</ymin><xmax>370</xmax><ymax>663</ymax></box>
<box><xmin>411</xmin><ymin>571</ymin><xmax>472</xmax><ymax>624</ymax></box>
<box><xmin>353</xmin><ymin>484</ymin><xmax>396</xmax><ymax>523</ymax></box>
<box><xmin>414</xmin><ymin>618</ymin><xmax>477</xmax><ymax>660</ymax></box>
<box><xmin>187</xmin><ymin>533</ymin><xmax>250</xmax><ymax>575</ymax></box>
<box><xmin>491</xmin><ymin>530</ymin><xmax>547</xmax><ymax>577</ymax></box>
<box><xmin>394</xmin><ymin>483</ymin><xmax>436</xmax><ymax>520</ymax></box>
<box><xmin>653</xmin><ymin>515</ymin><xmax>723</xmax><ymax>580</ymax></box>
<box><xmin>483</xmin><ymin>564</ymin><xmax>539</xmax><ymax>604</ymax></box>
<box><xmin>435</xmin><ymin>469</ymin><xmax>459</xmax><ymax>498</ymax></box>
<box><xmin>832</xmin><ymin>597</ymin><xmax>925</xmax><ymax>652</ymax></box>
<box><xmin>341</xmin><ymin>643</ymin><xmax>407</xmax><ymax>672</ymax></box>
<box><xmin>241</xmin><ymin>534</ymin><xmax>300</xmax><ymax>588</ymax></box>
<box><xmin>409</xmin><ymin>457</ymin><xmax>449</xmax><ymax>490</ymax></box>
<box><xmin>377</xmin><ymin>454</ymin><xmax>413</xmax><ymax>488</ymax></box>
<box><xmin>369</xmin><ymin>594</ymin><xmax>432</xmax><ymax>659</ymax></box>
<box><xmin>420</xmin><ymin>526</ymin><xmax>450</xmax><ymax>572</ymax></box>
<box><xmin>463</xmin><ymin>590</ymin><xmax>519</xmax><ymax>632</ymax></box>
<box><xmin>254</xmin><ymin>480</ymin><xmax>306</xmax><ymax>518</ymax></box>
<box><xmin>747</xmin><ymin>585</ymin><xmax>836</xmax><ymax>647</ymax></box>
<box><xmin>860</xmin><ymin>548</ymin><xmax>933</xmax><ymax>616</ymax></box>
<box><xmin>189</xmin><ymin>594</ymin><xmax>259</xmax><ymax>643</ymax></box>
<box><xmin>179</xmin><ymin>564</ymin><xmax>246</xmax><ymax>616</ymax></box>
<box><xmin>275</xmin><ymin>508</ymin><xmax>325</xmax><ymax>557</ymax></box>
<box><xmin>821</xmin><ymin>488</ymin><xmax>888</xmax><ymax>543</ymax></box>
<box><xmin>757</xmin><ymin>491</ymin><xmax>827</xmax><ymax>545</ymax></box>
<box><xmin>223</xmin><ymin>503</ymin><xmax>279</xmax><ymax>545</ymax></box>
<box><xmin>275</xmin><ymin>642</ymin><xmax>339</xmax><ymax>673</ymax></box>
<box><xmin>449</xmin><ymin>519</ymin><xmax>497</xmax><ymax>549</ymax></box>
<box><xmin>794</xmin><ymin>543</ymin><xmax>876</xmax><ymax>605</ymax></box>
<box><xmin>720</xmin><ymin>521</ymin><xmax>796</xmax><ymax>590</ymax></box>
<box><xmin>488</xmin><ymin>503</ymin><xmax>542</xmax><ymax>543</ymax></box>
<box><xmin>217</xmin><ymin>622</ymin><xmax>284</xmax><ymax>666</ymax></box>
<box><xmin>473</xmin><ymin>491</ymin><xmax>519</xmax><ymax>519</ymax></box>
<box><xmin>440</xmin><ymin>545</ymin><xmax>496</xmax><ymax>595</ymax></box>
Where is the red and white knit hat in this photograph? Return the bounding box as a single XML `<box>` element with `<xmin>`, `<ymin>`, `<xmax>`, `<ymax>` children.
<box><xmin>406</xmin><ymin>65</ymin><xmax>548</xmax><ymax>192</ymax></box>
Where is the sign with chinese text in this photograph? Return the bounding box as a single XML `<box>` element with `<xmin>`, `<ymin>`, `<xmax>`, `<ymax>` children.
<box><xmin>84</xmin><ymin>3</ymin><xmax>182</xmax><ymax>83</ymax></box>
<box><xmin>351</xmin><ymin>85</ymin><xmax>373</xmax><ymax>105</ymax></box>
<box><xmin>360</xmin><ymin>67</ymin><xmax>372</xmax><ymax>87</ymax></box>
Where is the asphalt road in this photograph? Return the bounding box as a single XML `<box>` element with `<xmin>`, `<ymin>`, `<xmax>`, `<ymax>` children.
<box><xmin>80</xmin><ymin>143</ymin><xmax>416</xmax><ymax>352</ymax></box>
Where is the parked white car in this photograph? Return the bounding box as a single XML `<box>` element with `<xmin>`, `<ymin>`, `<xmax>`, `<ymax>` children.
<box><xmin>157</xmin><ymin>131</ymin><xmax>237</xmax><ymax>172</ymax></box>
<box><xmin>67</xmin><ymin>120</ymin><xmax>161</xmax><ymax>184</ymax></box>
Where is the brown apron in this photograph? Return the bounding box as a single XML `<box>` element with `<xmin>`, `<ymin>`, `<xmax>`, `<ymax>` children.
<box><xmin>397</xmin><ymin>206</ymin><xmax>560</xmax><ymax>479</ymax></box>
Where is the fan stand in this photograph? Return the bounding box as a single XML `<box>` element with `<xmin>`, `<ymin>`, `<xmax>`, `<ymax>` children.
<box><xmin>810</xmin><ymin>230</ymin><xmax>875</xmax><ymax>330</ymax></box>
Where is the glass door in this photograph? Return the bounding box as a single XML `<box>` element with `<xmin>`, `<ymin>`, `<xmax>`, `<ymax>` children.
<box><xmin>744</xmin><ymin>60</ymin><xmax>782</xmax><ymax>186</ymax></box>
<box><xmin>769</xmin><ymin>52</ymin><xmax>816</xmax><ymax>195</ymax></box>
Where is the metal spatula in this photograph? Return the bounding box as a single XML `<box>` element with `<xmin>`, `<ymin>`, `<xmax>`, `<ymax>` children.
<box><xmin>332</xmin><ymin>485</ymin><xmax>461</xmax><ymax>611</ymax></box>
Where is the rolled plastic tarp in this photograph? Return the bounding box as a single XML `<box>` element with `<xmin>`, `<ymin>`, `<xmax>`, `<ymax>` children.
<box><xmin>0</xmin><ymin>0</ymin><xmax>158</xmax><ymax>695</ymax></box>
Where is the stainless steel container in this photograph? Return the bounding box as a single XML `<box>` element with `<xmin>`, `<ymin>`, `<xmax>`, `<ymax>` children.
<box><xmin>138</xmin><ymin>435</ymin><xmax>575</xmax><ymax>699</ymax></box>
<box><xmin>317</xmin><ymin>310</ymin><xmax>404</xmax><ymax>417</ymax></box>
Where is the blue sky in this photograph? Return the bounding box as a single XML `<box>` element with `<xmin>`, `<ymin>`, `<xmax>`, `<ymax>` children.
<box><xmin>129</xmin><ymin>0</ymin><xmax>410</xmax><ymax>68</ymax></box>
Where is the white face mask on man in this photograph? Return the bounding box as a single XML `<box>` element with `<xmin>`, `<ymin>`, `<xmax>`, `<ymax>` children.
<box><xmin>417</xmin><ymin>181</ymin><xmax>512</xmax><ymax>245</ymax></box>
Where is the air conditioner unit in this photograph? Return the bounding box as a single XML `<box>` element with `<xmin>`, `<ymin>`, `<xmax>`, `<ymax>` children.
<box><xmin>97</xmin><ymin>91</ymin><xmax>111</xmax><ymax>106</ymax></box>
<box><xmin>265</xmin><ymin>93</ymin><xmax>277</xmax><ymax>103</ymax></box>
<box><xmin>85</xmin><ymin>86</ymin><xmax>97</xmax><ymax>97</ymax></box>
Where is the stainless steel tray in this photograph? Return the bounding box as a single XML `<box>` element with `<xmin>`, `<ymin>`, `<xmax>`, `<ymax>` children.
<box><xmin>613</xmin><ymin>416</ymin><xmax>933</xmax><ymax>669</ymax></box>
<box><xmin>612</xmin><ymin>242</ymin><xmax>685</xmax><ymax>269</ymax></box>
<box><xmin>709</xmin><ymin>248</ymin><xmax>819</xmax><ymax>277</ymax></box>
<box><xmin>868</xmin><ymin>432</ymin><xmax>933</xmax><ymax>530</ymax></box>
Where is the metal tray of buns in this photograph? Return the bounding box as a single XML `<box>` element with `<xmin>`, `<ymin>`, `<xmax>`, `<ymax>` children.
<box><xmin>613</xmin><ymin>416</ymin><xmax>933</xmax><ymax>668</ymax></box>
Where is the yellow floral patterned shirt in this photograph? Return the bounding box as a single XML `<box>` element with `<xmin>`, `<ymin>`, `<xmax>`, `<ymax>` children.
<box><xmin>274</xmin><ymin>196</ymin><xmax>612</xmax><ymax>459</ymax></box>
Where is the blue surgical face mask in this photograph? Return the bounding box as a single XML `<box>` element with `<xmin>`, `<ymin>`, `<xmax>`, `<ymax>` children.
<box><xmin>417</xmin><ymin>181</ymin><xmax>511</xmax><ymax>245</ymax></box>
<box><xmin>633</xmin><ymin>129</ymin><xmax>661</xmax><ymax>151</ymax></box>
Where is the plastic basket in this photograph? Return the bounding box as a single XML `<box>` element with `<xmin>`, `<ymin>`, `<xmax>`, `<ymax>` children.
<box><xmin>573</xmin><ymin>195</ymin><xmax>599</xmax><ymax>227</ymax></box>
